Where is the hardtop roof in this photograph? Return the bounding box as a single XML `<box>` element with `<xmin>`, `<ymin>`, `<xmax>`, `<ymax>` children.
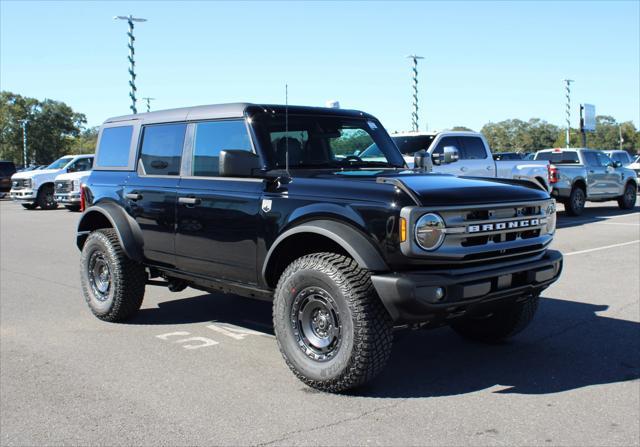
<box><xmin>104</xmin><ymin>103</ymin><xmax>374</xmax><ymax>125</ymax></box>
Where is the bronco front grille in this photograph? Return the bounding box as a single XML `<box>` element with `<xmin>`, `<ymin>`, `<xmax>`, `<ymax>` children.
<box><xmin>401</xmin><ymin>200</ymin><xmax>555</xmax><ymax>265</ymax></box>
<box><xmin>55</xmin><ymin>180</ymin><xmax>73</xmax><ymax>193</ymax></box>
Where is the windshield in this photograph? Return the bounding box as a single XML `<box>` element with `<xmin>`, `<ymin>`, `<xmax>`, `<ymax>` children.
<box><xmin>250</xmin><ymin>113</ymin><xmax>405</xmax><ymax>169</ymax></box>
<box><xmin>46</xmin><ymin>156</ymin><xmax>73</xmax><ymax>170</ymax></box>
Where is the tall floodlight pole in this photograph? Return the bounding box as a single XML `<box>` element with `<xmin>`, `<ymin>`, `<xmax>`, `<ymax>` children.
<box><xmin>19</xmin><ymin>120</ymin><xmax>28</xmax><ymax>167</ymax></box>
<box><xmin>407</xmin><ymin>55</ymin><xmax>424</xmax><ymax>132</ymax></box>
<box><xmin>564</xmin><ymin>79</ymin><xmax>574</xmax><ymax>148</ymax></box>
<box><xmin>114</xmin><ymin>15</ymin><xmax>147</xmax><ymax>114</ymax></box>
<box><xmin>142</xmin><ymin>97</ymin><xmax>155</xmax><ymax>112</ymax></box>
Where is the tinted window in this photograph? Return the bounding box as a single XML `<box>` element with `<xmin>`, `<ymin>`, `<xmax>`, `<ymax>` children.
<box><xmin>611</xmin><ymin>152</ymin><xmax>629</xmax><ymax>164</ymax></box>
<box><xmin>460</xmin><ymin>137</ymin><xmax>487</xmax><ymax>159</ymax></box>
<box><xmin>68</xmin><ymin>157</ymin><xmax>93</xmax><ymax>172</ymax></box>
<box><xmin>595</xmin><ymin>152</ymin><xmax>613</xmax><ymax>167</ymax></box>
<box><xmin>96</xmin><ymin>126</ymin><xmax>133</xmax><ymax>167</ymax></box>
<box><xmin>535</xmin><ymin>151</ymin><xmax>580</xmax><ymax>164</ymax></box>
<box><xmin>582</xmin><ymin>152</ymin><xmax>599</xmax><ymax>166</ymax></box>
<box><xmin>140</xmin><ymin>123</ymin><xmax>186</xmax><ymax>176</ymax></box>
<box><xmin>192</xmin><ymin>120</ymin><xmax>252</xmax><ymax>177</ymax></box>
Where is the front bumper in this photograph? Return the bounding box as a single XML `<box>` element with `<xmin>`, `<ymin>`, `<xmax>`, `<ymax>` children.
<box><xmin>10</xmin><ymin>189</ymin><xmax>36</xmax><ymax>201</ymax></box>
<box><xmin>371</xmin><ymin>250</ymin><xmax>563</xmax><ymax>323</ymax></box>
<box><xmin>55</xmin><ymin>192</ymin><xmax>81</xmax><ymax>204</ymax></box>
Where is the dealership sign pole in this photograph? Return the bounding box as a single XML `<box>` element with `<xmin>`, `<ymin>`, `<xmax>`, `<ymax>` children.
<box><xmin>114</xmin><ymin>15</ymin><xmax>147</xmax><ymax>114</ymax></box>
<box><xmin>564</xmin><ymin>79</ymin><xmax>574</xmax><ymax>148</ymax></box>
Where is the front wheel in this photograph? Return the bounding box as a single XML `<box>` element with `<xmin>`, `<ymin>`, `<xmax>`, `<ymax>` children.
<box><xmin>36</xmin><ymin>184</ymin><xmax>57</xmax><ymax>210</ymax></box>
<box><xmin>273</xmin><ymin>253</ymin><xmax>393</xmax><ymax>393</ymax></box>
<box><xmin>565</xmin><ymin>187</ymin><xmax>586</xmax><ymax>216</ymax></box>
<box><xmin>450</xmin><ymin>294</ymin><xmax>540</xmax><ymax>343</ymax></box>
<box><xmin>80</xmin><ymin>229</ymin><xmax>146</xmax><ymax>322</ymax></box>
<box><xmin>617</xmin><ymin>183</ymin><xmax>636</xmax><ymax>210</ymax></box>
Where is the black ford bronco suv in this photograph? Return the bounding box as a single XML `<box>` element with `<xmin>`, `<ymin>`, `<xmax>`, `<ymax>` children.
<box><xmin>77</xmin><ymin>103</ymin><xmax>562</xmax><ymax>392</ymax></box>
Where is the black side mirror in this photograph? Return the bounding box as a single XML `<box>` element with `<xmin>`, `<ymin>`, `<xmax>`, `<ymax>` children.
<box><xmin>413</xmin><ymin>150</ymin><xmax>433</xmax><ymax>172</ymax></box>
<box><xmin>613</xmin><ymin>161</ymin><xmax>622</xmax><ymax>168</ymax></box>
<box><xmin>219</xmin><ymin>150</ymin><xmax>261</xmax><ymax>177</ymax></box>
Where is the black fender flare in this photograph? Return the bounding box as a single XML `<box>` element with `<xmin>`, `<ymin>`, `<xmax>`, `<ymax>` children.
<box><xmin>261</xmin><ymin>219</ymin><xmax>389</xmax><ymax>285</ymax></box>
<box><xmin>76</xmin><ymin>202</ymin><xmax>144</xmax><ymax>262</ymax></box>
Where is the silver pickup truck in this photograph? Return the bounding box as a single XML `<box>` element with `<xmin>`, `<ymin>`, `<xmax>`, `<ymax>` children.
<box><xmin>370</xmin><ymin>131</ymin><xmax>551</xmax><ymax>191</ymax></box>
<box><xmin>534</xmin><ymin>148</ymin><xmax>638</xmax><ymax>216</ymax></box>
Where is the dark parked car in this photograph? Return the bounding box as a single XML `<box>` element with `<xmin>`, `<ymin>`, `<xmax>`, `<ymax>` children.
<box><xmin>0</xmin><ymin>161</ymin><xmax>17</xmax><ymax>192</ymax></box>
<box><xmin>77</xmin><ymin>103</ymin><xmax>562</xmax><ymax>392</ymax></box>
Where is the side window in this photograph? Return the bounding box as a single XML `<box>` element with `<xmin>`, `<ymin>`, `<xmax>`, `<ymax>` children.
<box><xmin>192</xmin><ymin>120</ymin><xmax>252</xmax><ymax>177</ymax></box>
<box><xmin>139</xmin><ymin>123</ymin><xmax>186</xmax><ymax>176</ymax></box>
<box><xmin>583</xmin><ymin>152</ymin><xmax>598</xmax><ymax>167</ymax></box>
<box><xmin>595</xmin><ymin>152</ymin><xmax>613</xmax><ymax>167</ymax></box>
<box><xmin>96</xmin><ymin>126</ymin><xmax>133</xmax><ymax>167</ymax></box>
<box><xmin>433</xmin><ymin>137</ymin><xmax>460</xmax><ymax>157</ymax></box>
<box><xmin>69</xmin><ymin>157</ymin><xmax>93</xmax><ymax>172</ymax></box>
<box><xmin>460</xmin><ymin>137</ymin><xmax>488</xmax><ymax>159</ymax></box>
<box><xmin>613</xmin><ymin>153</ymin><xmax>628</xmax><ymax>164</ymax></box>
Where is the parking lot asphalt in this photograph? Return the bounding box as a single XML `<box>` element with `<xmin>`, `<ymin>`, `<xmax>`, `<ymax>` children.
<box><xmin>1</xmin><ymin>198</ymin><xmax>638</xmax><ymax>447</ymax></box>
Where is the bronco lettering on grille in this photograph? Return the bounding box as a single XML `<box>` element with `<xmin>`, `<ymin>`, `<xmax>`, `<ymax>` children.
<box><xmin>467</xmin><ymin>218</ymin><xmax>540</xmax><ymax>233</ymax></box>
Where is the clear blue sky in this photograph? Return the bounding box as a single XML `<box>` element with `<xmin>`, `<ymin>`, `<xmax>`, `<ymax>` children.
<box><xmin>1</xmin><ymin>1</ymin><xmax>638</xmax><ymax>132</ymax></box>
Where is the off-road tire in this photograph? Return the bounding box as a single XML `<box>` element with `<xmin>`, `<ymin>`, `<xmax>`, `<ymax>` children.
<box><xmin>21</xmin><ymin>203</ymin><xmax>37</xmax><ymax>210</ymax></box>
<box><xmin>450</xmin><ymin>294</ymin><xmax>540</xmax><ymax>343</ymax></box>
<box><xmin>65</xmin><ymin>205</ymin><xmax>81</xmax><ymax>212</ymax></box>
<box><xmin>273</xmin><ymin>253</ymin><xmax>393</xmax><ymax>393</ymax></box>
<box><xmin>36</xmin><ymin>184</ymin><xmax>57</xmax><ymax>210</ymax></box>
<box><xmin>565</xmin><ymin>186</ymin><xmax>585</xmax><ymax>216</ymax></box>
<box><xmin>80</xmin><ymin>229</ymin><xmax>146</xmax><ymax>322</ymax></box>
<box><xmin>617</xmin><ymin>183</ymin><xmax>636</xmax><ymax>210</ymax></box>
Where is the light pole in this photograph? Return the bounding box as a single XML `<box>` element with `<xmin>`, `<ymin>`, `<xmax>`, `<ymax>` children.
<box><xmin>114</xmin><ymin>15</ymin><xmax>147</xmax><ymax>114</ymax></box>
<box><xmin>564</xmin><ymin>79</ymin><xmax>574</xmax><ymax>148</ymax></box>
<box><xmin>407</xmin><ymin>55</ymin><xmax>424</xmax><ymax>132</ymax></box>
<box><xmin>19</xmin><ymin>119</ymin><xmax>28</xmax><ymax>167</ymax></box>
<box><xmin>142</xmin><ymin>97</ymin><xmax>155</xmax><ymax>112</ymax></box>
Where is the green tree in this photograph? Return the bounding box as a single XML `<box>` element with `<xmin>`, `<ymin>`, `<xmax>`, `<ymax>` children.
<box><xmin>481</xmin><ymin>118</ymin><xmax>560</xmax><ymax>152</ymax></box>
<box><xmin>450</xmin><ymin>126</ymin><xmax>474</xmax><ymax>131</ymax></box>
<box><xmin>552</xmin><ymin>116</ymin><xmax>640</xmax><ymax>154</ymax></box>
<box><xmin>0</xmin><ymin>91</ymin><xmax>87</xmax><ymax>165</ymax></box>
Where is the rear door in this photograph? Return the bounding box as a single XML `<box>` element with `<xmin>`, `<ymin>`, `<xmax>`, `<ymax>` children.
<box><xmin>175</xmin><ymin>119</ymin><xmax>262</xmax><ymax>285</ymax></box>
<box><xmin>123</xmin><ymin>122</ymin><xmax>186</xmax><ymax>268</ymax></box>
<box><xmin>595</xmin><ymin>151</ymin><xmax>623</xmax><ymax>195</ymax></box>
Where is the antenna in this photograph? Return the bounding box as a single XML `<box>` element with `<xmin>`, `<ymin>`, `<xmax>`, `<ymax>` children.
<box><xmin>285</xmin><ymin>84</ymin><xmax>290</xmax><ymax>176</ymax></box>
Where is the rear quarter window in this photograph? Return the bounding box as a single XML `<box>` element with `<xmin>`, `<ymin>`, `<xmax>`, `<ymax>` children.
<box><xmin>96</xmin><ymin>126</ymin><xmax>134</xmax><ymax>168</ymax></box>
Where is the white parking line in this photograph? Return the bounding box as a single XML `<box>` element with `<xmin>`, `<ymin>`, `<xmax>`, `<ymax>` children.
<box><xmin>564</xmin><ymin>240</ymin><xmax>640</xmax><ymax>256</ymax></box>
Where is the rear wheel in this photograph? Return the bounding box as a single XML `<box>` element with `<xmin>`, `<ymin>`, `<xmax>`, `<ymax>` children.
<box><xmin>450</xmin><ymin>294</ymin><xmax>539</xmax><ymax>343</ymax></box>
<box><xmin>273</xmin><ymin>253</ymin><xmax>393</xmax><ymax>393</ymax></box>
<box><xmin>21</xmin><ymin>203</ymin><xmax>37</xmax><ymax>210</ymax></box>
<box><xmin>36</xmin><ymin>184</ymin><xmax>57</xmax><ymax>210</ymax></box>
<box><xmin>565</xmin><ymin>186</ymin><xmax>585</xmax><ymax>216</ymax></box>
<box><xmin>617</xmin><ymin>183</ymin><xmax>636</xmax><ymax>210</ymax></box>
<box><xmin>80</xmin><ymin>229</ymin><xmax>146</xmax><ymax>322</ymax></box>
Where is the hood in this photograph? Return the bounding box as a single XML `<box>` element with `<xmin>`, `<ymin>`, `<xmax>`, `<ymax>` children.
<box><xmin>292</xmin><ymin>169</ymin><xmax>549</xmax><ymax>207</ymax></box>
<box><xmin>55</xmin><ymin>170</ymin><xmax>91</xmax><ymax>181</ymax></box>
<box><xmin>12</xmin><ymin>169</ymin><xmax>61</xmax><ymax>180</ymax></box>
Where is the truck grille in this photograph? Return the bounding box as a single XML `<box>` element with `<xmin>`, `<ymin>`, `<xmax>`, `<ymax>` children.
<box><xmin>11</xmin><ymin>178</ymin><xmax>31</xmax><ymax>189</ymax></box>
<box><xmin>402</xmin><ymin>200</ymin><xmax>555</xmax><ymax>266</ymax></box>
<box><xmin>55</xmin><ymin>180</ymin><xmax>73</xmax><ymax>193</ymax></box>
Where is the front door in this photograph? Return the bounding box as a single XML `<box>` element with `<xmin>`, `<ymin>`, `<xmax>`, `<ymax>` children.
<box><xmin>124</xmin><ymin>122</ymin><xmax>187</xmax><ymax>268</ymax></box>
<box><xmin>175</xmin><ymin>120</ymin><xmax>263</xmax><ymax>285</ymax></box>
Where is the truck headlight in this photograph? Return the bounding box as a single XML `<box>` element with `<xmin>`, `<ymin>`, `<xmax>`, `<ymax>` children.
<box><xmin>73</xmin><ymin>179</ymin><xmax>80</xmax><ymax>190</ymax></box>
<box><xmin>545</xmin><ymin>202</ymin><xmax>557</xmax><ymax>234</ymax></box>
<box><xmin>415</xmin><ymin>213</ymin><xmax>446</xmax><ymax>251</ymax></box>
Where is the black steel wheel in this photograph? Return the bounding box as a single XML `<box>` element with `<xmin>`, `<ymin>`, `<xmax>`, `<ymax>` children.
<box><xmin>617</xmin><ymin>183</ymin><xmax>636</xmax><ymax>210</ymax></box>
<box><xmin>566</xmin><ymin>186</ymin><xmax>585</xmax><ymax>216</ymax></box>
<box><xmin>36</xmin><ymin>184</ymin><xmax>57</xmax><ymax>210</ymax></box>
<box><xmin>80</xmin><ymin>228</ymin><xmax>146</xmax><ymax>322</ymax></box>
<box><xmin>273</xmin><ymin>253</ymin><xmax>393</xmax><ymax>393</ymax></box>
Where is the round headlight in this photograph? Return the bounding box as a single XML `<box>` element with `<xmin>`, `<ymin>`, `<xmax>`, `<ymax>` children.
<box><xmin>415</xmin><ymin>213</ymin><xmax>446</xmax><ymax>251</ymax></box>
<box><xmin>545</xmin><ymin>202</ymin><xmax>557</xmax><ymax>234</ymax></box>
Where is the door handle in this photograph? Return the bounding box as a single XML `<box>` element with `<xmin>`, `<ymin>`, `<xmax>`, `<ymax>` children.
<box><xmin>460</xmin><ymin>166</ymin><xmax>468</xmax><ymax>172</ymax></box>
<box><xmin>178</xmin><ymin>197</ymin><xmax>201</xmax><ymax>206</ymax></box>
<box><xmin>589</xmin><ymin>170</ymin><xmax>595</xmax><ymax>173</ymax></box>
<box><xmin>486</xmin><ymin>165</ymin><xmax>493</xmax><ymax>170</ymax></box>
<box><xmin>125</xmin><ymin>193</ymin><xmax>142</xmax><ymax>201</ymax></box>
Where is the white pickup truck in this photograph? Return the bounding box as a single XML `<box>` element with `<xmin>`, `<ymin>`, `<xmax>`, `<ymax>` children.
<box><xmin>361</xmin><ymin>131</ymin><xmax>550</xmax><ymax>191</ymax></box>
<box><xmin>10</xmin><ymin>154</ymin><xmax>94</xmax><ymax>210</ymax></box>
